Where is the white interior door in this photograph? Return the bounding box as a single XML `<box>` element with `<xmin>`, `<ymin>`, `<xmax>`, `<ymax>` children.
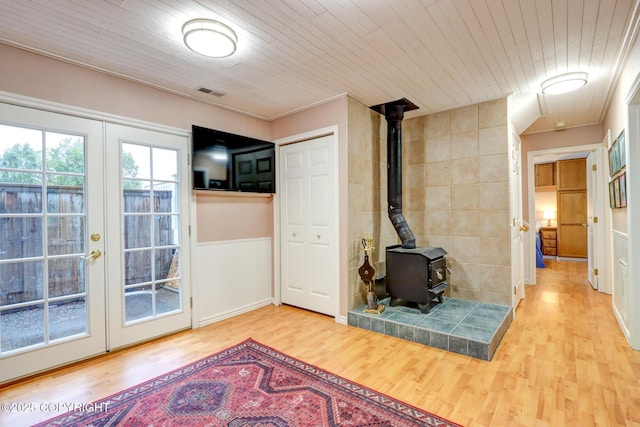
<box><xmin>0</xmin><ymin>103</ymin><xmax>106</xmax><ymax>383</ymax></box>
<box><xmin>510</xmin><ymin>127</ymin><xmax>525</xmax><ymax>307</ymax></box>
<box><xmin>105</xmin><ymin>124</ymin><xmax>191</xmax><ymax>350</ymax></box>
<box><xmin>279</xmin><ymin>135</ymin><xmax>338</xmax><ymax>316</ymax></box>
<box><xmin>587</xmin><ymin>151</ymin><xmax>598</xmax><ymax>289</ymax></box>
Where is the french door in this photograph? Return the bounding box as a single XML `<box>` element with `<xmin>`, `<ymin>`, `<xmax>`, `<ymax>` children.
<box><xmin>105</xmin><ymin>124</ymin><xmax>191</xmax><ymax>350</ymax></box>
<box><xmin>0</xmin><ymin>104</ymin><xmax>190</xmax><ymax>383</ymax></box>
<box><xmin>0</xmin><ymin>104</ymin><xmax>106</xmax><ymax>382</ymax></box>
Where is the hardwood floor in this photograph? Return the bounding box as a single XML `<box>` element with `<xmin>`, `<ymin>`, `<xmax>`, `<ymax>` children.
<box><xmin>2</xmin><ymin>260</ymin><xmax>639</xmax><ymax>426</ymax></box>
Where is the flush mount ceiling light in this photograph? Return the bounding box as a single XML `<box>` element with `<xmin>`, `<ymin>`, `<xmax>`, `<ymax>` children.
<box><xmin>541</xmin><ymin>71</ymin><xmax>588</xmax><ymax>95</ymax></box>
<box><xmin>182</xmin><ymin>19</ymin><xmax>237</xmax><ymax>58</ymax></box>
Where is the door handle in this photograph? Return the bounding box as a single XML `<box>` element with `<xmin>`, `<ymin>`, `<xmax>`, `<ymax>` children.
<box><xmin>519</xmin><ymin>225</ymin><xmax>529</xmax><ymax>232</ymax></box>
<box><xmin>84</xmin><ymin>250</ymin><xmax>102</xmax><ymax>260</ymax></box>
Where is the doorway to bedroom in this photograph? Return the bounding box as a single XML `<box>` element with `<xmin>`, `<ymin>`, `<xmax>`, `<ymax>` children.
<box><xmin>528</xmin><ymin>143</ymin><xmax>608</xmax><ymax>294</ymax></box>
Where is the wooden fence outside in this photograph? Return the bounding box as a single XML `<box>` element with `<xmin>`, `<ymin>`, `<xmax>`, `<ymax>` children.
<box><xmin>0</xmin><ymin>184</ymin><xmax>176</xmax><ymax>306</ymax></box>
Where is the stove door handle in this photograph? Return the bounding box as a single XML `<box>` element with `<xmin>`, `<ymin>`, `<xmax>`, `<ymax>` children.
<box><xmin>446</xmin><ymin>266</ymin><xmax>453</xmax><ymax>275</ymax></box>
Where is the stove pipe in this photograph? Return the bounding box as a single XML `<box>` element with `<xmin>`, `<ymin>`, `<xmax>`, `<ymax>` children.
<box><xmin>370</xmin><ymin>98</ymin><xmax>419</xmax><ymax>249</ymax></box>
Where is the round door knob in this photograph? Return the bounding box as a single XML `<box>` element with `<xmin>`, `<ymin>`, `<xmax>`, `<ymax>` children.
<box><xmin>520</xmin><ymin>225</ymin><xmax>529</xmax><ymax>232</ymax></box>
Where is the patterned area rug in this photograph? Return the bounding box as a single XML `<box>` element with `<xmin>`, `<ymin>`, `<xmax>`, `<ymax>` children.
<box><xmin>35</xmin><ymin>338</ymin><xmax>461</xmax><ymax>426</ymax></box>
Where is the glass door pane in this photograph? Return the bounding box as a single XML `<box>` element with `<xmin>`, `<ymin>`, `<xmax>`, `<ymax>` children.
<box><xmin>121</xmin><ymin>143</ymin><xmax>181</xmax><ymax>323</ymax></box>
<box><xmin>0</xmin><ymin>125</ymin><xmax>88</xmax><ymax>353</ymax></box>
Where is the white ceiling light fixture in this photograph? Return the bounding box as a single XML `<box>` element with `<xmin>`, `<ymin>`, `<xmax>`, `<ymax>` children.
<box><xmin>541</xmin><ymin>71</ymin><xmax>588</xmax><ymax>95</ymax></box>
<box><xmin>182</xmin><ymin>19</ymin><xmax>237</xmax><ymax>58</ymax></box>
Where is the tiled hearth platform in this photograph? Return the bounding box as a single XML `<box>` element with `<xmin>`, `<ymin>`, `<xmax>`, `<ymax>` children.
<box><xmin>348</xmin><ymin>297</ymin><xmax>513</xmax><ymax>361</ymax></box>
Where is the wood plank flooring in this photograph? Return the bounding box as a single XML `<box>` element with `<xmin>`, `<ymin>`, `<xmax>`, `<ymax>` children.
<box><xmin>2</xmin><ymin>260</ymin><xmax>640</xmax><ymax>426</ymax></box>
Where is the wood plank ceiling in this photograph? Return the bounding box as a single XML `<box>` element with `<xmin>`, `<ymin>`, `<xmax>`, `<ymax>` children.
<box><xmin>0</xmin><ymin>0</ymin><xmax>638</xmax><ymax>134</ymax></box>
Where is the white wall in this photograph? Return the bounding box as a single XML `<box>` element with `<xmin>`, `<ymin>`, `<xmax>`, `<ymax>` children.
<box><xmin>603</xmin><ymin>29</ymin><xmax>640</xmax><ymax>349</ymax></box>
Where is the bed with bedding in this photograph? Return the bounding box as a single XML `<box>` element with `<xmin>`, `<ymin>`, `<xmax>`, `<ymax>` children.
<box><xmin>535</xmin><ymin>222</ymin><xmax>546</xmax><ymax>268</ymax></box>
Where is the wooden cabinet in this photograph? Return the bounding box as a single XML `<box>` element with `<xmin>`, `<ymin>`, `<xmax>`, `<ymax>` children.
<box><xmin>535</xmin><ymin>163</ymin><xmax>555</xmax><ymax>187</ymax></box>
<box><xmin>555</xmin><ymin>158</ymin><xmax>587</xmax><ymax>258</ymax></box>
<box><xmin>540</xmin><ymin>227</ymin><xmax>557</xmax><ymax>256</ymax></box>
<box><xmin>556</xmin><ymin>158</ymin><xmax>586</xmax><ymax>190</ymax></box>
<box><xmin>557</xmin><ymin>190</ymin><xmax>588</xmax><ymax>258</ymax></box>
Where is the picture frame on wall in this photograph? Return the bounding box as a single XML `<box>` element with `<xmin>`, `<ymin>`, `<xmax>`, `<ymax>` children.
<box><xmin>620</xmin><ymin>172</ymin><xmax>627</xmax><ymax>208</ymax></box>
<box><xmin>608</xmin><ymin>129</ymin><xmax>626</xmax><ymax>176</ymax></box>
<box><xmin>618</xmin><ymin>130</ymin><xmax>626</xmax><ymax>169</ymax></box>
<box><xmin>609</xmin><ymin>144</ymin><xmax>616</xmax><ymax>175</ymax></box>
<box><xmin>609</xmin><ymin>180</ymin><xmax>617</xmax><ymax>208</ymax></box>
<box><xmin>614</xmin><ymin>176</ymin><xmax>621</xmax><ymax>208</ymax></box>
<box><xmin>613</xmin><ymin>138</ymin><xmax>620</xmax><ymax>173</ymax></box>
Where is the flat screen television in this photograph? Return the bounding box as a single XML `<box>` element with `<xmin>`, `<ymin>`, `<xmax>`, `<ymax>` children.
<box><xmin>191</xmin><ymin>125</ymin><xmax>276</xmax><ymax>193</ymax></box>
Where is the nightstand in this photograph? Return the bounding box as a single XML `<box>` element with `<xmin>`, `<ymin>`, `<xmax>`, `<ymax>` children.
<box><xmin>540</xmin><ymin>227</ymin><xmax>557</xmax><ymax>256</ymax></box>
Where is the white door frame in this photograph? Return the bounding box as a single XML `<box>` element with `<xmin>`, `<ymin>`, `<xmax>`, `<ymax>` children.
<box><xmin>618</xmin><ymin>72</ymin><xmax>640</xmax><ymax>349</ymax></box>
<box><xmin>273</xmin><ymin>126</ymin><xmax>340</xmax><ymax>319</ymax></box>
<box><xmin>587</xmin><ymin>150</ymin><xmax>599</xmax><ymax>289</ymax></box>
<box><xmin>525</xmin><ymin>143</ymin><xmax>610</xmax><ymax>293</ymax></box>
<box><xmin>509</xmin><ymin>126</ymin><xmax>525</xmax><ymax>308</ymax></box>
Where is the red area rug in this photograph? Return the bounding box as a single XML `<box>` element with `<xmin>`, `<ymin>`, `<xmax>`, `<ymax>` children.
<box><xmin>35</xmin><ymin>338</ymin><xmax>461</xmax><ymax>426</ymax></box>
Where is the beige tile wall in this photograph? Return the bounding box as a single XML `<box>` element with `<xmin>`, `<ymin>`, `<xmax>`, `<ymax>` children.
<box><xmin>347</xmin><ymin>97</ymin><xmax>512</xmax><ymax>309</ymax></box>
<box><xmin>418</xmin><ymin>99</ymin><xmax>511</xmax><ymax>305</ymax></box>
<box><xmin>347</xmin><ymin>97</ymin><xmax>406</xmax><ymax>309</ymax></box>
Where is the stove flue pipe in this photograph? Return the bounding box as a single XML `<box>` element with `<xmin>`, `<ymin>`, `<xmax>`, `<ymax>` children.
<box><xmin>370</xmin><ymin>98</ymin><xmax>419</xmax><ymax>249</ymax></box>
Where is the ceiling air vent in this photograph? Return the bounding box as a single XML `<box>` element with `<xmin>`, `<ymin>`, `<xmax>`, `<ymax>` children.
<box><xmin>197</xmin><ymin>87</ymin><xmax>225</xmax><ymax>97</ymax></box>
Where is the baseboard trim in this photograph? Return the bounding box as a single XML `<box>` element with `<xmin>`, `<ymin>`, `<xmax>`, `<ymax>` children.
<box><xmin>335</xmin><ymin>315</ymin><xmax>348</xmax><ymax>325</ymax></box>
<box><xmin>197</xmin><ymin>299</ymin><xmax>274</xmax><ymax>327</ymax></box>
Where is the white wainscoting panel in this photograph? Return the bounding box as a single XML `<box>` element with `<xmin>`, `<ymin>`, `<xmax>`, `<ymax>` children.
<box><xmin>194</xmin><ymin>238</ymin><xmax>273</xmax><ymax>327</ymax></box>
<box><xmin>612</xmin><ymin>231</ymin><xmax>630</xmax><ymax>340</ymax></box>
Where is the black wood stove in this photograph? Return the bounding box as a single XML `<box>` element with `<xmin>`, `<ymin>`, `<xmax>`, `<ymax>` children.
<box><xmin>386</xmin><ymin>245</ymin><xmax>449</xmax><ymax>313</ymax></box>
<box><xmin>371</xmin><ymin>98</ymin><xmax>450</xmax><ymax>313</ymax></box>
